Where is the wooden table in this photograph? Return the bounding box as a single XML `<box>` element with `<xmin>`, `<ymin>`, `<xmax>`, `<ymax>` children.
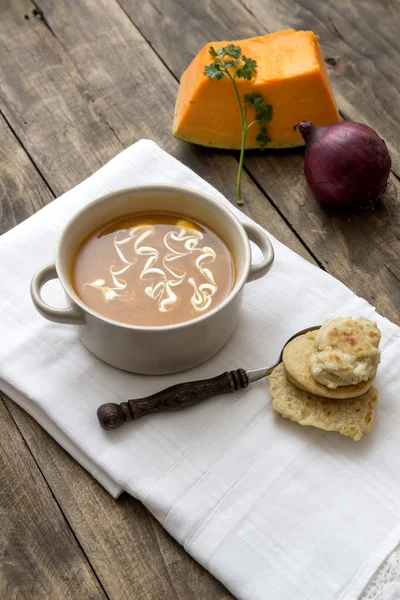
<box><xmin>1</xmin><ymin>0</ymin><xmax>399</xmax><ymax>598</ymax></box>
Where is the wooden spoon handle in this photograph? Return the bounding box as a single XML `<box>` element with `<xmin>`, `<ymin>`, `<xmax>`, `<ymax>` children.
<box><xmin>97</xmin><ymin>369</ymin><xmax>249</xmax><ymax>430</ymax></box>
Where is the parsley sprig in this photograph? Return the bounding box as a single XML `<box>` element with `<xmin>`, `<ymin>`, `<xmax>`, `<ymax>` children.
<box><xmin>204</xmin><ymin>45</ymin><xmax>272</xmax><ymax>205</ymax></box>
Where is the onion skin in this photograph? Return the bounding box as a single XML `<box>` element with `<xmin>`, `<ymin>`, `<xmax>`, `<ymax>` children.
<box><xmin>294</xmin><ymin>121</ymin><xmax>392</xmax><ymax>208</ymax></box>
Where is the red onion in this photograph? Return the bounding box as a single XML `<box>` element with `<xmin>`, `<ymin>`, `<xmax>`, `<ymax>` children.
<box><xmin>294</xmin><ymin>121</ymin><xmax>392</xmax><ymax>208</ymax></box>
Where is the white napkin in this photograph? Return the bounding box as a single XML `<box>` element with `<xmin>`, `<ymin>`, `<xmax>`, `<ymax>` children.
<box><xmin>1</xmin><ymin>140</ymin><xmax>400</xmax><ymax>600</ymax></box>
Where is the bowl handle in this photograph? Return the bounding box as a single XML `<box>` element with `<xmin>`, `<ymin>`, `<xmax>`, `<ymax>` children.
<box><xmin>30</xmin><ymin>262</ymin><xmax>85</xmax><ymax>325</ymax></box>
<box><xmin>242</xmin><ymin>223</ymin><xmax>275</xmax><ymax>283</ymax></box>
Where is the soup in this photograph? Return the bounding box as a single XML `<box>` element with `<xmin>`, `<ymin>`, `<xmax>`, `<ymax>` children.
<box><xmin>72</xmin><ymin>212</ymin><xmax>235</xmax><ymax>326</ymax></box>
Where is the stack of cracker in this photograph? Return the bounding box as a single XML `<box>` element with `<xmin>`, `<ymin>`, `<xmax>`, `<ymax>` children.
<box><xmin>270</xmin><ymin>318</ymin><xmax>381</xmax><ymax>440</ymax></box>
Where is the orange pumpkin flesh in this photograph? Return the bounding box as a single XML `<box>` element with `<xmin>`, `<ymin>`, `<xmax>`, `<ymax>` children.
<box><xmin>173</xmin><ymin>30</ymin><xmax>340</xmax><ymax>150</ymax></box>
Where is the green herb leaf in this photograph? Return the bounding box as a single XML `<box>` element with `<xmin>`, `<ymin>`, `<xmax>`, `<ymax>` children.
<box><xmin>223</xmin><ymin>44</ymin><xmax>241</xmax><ymax>59</ymax></box>
<box><xmin>236</xmin><ymin>56</ymin><xmax>257</xmax><ymax>80</ymax></box>
<box><xmin>244</xmin><ymin>92</ymin><xmax>273</xmax><ymax>123</ymax></box>
<box><xmin>221</xmin><ymin>59</ymin><xmax>239</xmax><ymax>69</ymax></box>
<box><xmin>256</xmin><ymin>123</ymin><xmax>271</xmax><ymax>150</ymax></box>
<box><xmin>203</xmin><ymin>46</ymin><xmax>272</xmax><ymax>203</ymax></box>
<box><xmin>204</xmin><ymin>61</ymin><xmax>225</xmax><ymax>79</ymax></box>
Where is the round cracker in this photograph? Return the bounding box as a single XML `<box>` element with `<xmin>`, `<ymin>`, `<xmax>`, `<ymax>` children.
<box><xmin>282</xmin><ymin>331</ymin><xmax>373</xmax><ymax>399</ymax></box>
<box><xmin>269</xmin><ymin>363</ymin><xmax>378</xmax><ymax>441</ymax></box>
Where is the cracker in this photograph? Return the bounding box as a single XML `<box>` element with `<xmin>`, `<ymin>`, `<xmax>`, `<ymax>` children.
<box><xmin>282</xmin><ymin>331</ymin><xmax>373</xmax><ymax>399</ymax></box>
<box><xmin>270</xmin><ymin>363</ymin><xmax>378</xmax><ymax>441</ymax></box>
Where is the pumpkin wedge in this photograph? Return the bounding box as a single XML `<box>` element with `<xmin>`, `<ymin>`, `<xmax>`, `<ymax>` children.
<box><xmin>173</xmin><ymin>29</ymin><xmax>340</xmax><ymax>149</ymax></box>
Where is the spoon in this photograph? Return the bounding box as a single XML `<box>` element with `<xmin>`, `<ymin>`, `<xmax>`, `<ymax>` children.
<box><xmin>97</xmin><ymin>325</ymin><xmax>321</xmax><ymax>430</ymax></box>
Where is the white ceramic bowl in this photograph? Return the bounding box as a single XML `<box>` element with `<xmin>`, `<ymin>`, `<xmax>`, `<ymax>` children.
<box><xmin>30</xmin><ymin>185</ymin><xmax>274</xmax><ymax>374</ymax></box>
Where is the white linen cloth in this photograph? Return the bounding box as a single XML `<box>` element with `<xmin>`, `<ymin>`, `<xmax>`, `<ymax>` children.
<box><xmin>1</xmin><ymin>140</ymin><xmax>400</xmax><ymax>600</ymax></box>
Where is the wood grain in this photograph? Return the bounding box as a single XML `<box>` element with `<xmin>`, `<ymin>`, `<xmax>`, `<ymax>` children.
<box><xmin>3</xmin><ymin>396</ymin><xmax>233</xmax><ymax>600</ymax></box>
<box><xmin>0</xmin><ymin>397</ymin><xmax>107</xmax><ymax>600</ymax></box>
<box><xmin>0</xmin><ymin>114</ymin><xmax>53</xmax><ymax>234</ymax></box>
<box><xmin>118</xmin><ymin>0</ymin><xmax>400</xmax><ymax>323</ymax></box>
<box><xmin>0</xmin><ymin>0</ymin><xmax>314</xmax><ymax>263</ymax></box>
<box><xmin>0</xmin><ymin>0</ymin><xmax>123</xmax><ymax>196</ymax></box>
<box><xmin>244</xmin><ymin>150</ymin><xmax>400</xmax><ymax>324</ymax></box>
<box><xmin>98</xmin><ymin>369</ymin><xmax>249</xmax><ymax>429</ymax></box>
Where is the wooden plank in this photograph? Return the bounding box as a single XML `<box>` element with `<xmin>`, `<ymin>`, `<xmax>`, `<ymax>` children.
<box><xmin>244</xmin><ymin>149</ymin><xmax>400</xmax><ymax>324</ymax></box>
<box><xmin>4</xmin><ymin>396</ymin><xmax>233</xmax><ymax>600</ymax></box>
<box><xmin>0</xmin><ymin>0</ymin><xmax>314</xmax><ymax>263</ymax></box>
<box><xmin>0</xmin><ymin>396</ymin><xmax>107</xmax><ymax>600</ymax></box>
<box><xmin>0</xmin><ymin>114</ymin><xmax>53</xmax><ymax>233</ymax></box>
<box><xmin>0</xmin><ymin>1</ymin><xmax>123</xmax><ymax>195</ymax></box>
<box><xmin>117</xmin><ymin>0</ymin><xmax>400</xmax><ymax>324</ymax></box>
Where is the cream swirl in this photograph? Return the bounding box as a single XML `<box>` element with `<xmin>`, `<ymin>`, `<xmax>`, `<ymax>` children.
<box><xmin>85</xmin><ymin>224</ymin><xmax>219</xmax><ymax>313</ymax></box>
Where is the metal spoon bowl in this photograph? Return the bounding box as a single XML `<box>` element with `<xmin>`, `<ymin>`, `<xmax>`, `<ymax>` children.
<box><xmin>97</xmin><ymin>325</ymin><xmax>321</xmax><ymax>430</ymax></box>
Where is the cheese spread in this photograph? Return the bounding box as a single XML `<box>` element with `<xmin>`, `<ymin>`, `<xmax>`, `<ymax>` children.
<box><xmin>310</xmin><ymin>317</ymin><xmax>381</xmax><ymax>388</ymax></box>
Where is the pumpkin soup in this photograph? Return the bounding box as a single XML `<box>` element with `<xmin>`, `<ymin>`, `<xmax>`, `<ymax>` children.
<box><xmin>72</xmin><ymin>212</ymin><xmax>235</xmax><ymax>326</ymax></box>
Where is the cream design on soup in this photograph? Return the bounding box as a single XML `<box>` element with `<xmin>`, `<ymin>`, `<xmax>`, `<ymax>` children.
<box><xmin>73</xmin><ymin>213</ymin><xmax>235</xmax><ymax>327</ymax></box>
<box><xmin>85</xmin><ymin>225</ymin><xmax>218</xmax><ymax>313</ymax></box>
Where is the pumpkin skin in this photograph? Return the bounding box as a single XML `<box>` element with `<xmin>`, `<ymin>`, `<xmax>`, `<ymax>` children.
<box><xmin>173</xmin><ymin>29</ymin><xmax>340</xmax><ymax>150</ymax></box>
